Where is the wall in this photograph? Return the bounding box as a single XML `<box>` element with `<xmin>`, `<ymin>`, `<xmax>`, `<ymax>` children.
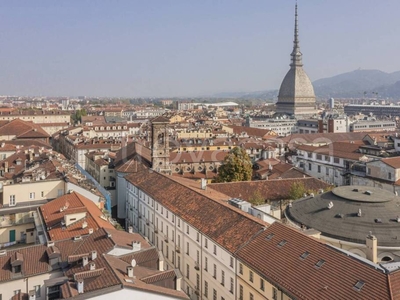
<box><xmin>0</xmin><ymin>222</ymin><xmax>35</xmax><ymax>245</ymax></box>
<box><xmin>2</xmin><ymin>180</ymin><xmax>64</xmax><ymax>206</ymax></box>
<box><xmin>0</xmin><ymin>270</ymin><xmax>63</xmax><ymax>300</ymax></box>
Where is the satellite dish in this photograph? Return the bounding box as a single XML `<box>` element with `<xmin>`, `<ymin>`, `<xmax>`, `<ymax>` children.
<box><xmin>131</xmin><ymin>259</ymin><xmax>136</xmax><ymax>267</ymax></box>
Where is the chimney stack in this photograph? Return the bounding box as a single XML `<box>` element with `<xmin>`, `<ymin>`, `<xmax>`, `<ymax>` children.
<box><xmin>128</xmin><ymin>226</ymin><xmax>133</xmax><ymax>234</ymax></box>
<box><xmin>77</xmin><ymin>280</ymin><xmax>84</xmax><ymax>294</ymax></box>
<box><xmin>127</xmin><ymin>266</ymin><xmax>134</xmax><ymax>278</ymax></box>
<box><xmin>4</xmin><ymin>161</ymin><xmax>8</xmax><ymax>173</ymax></box>
<box><xmin>366</xmin><ymin>232</ymin><xmax>378</xmax><ymax>263</ymax></box>
<box><xmin>132</xmin><ymin>241</ymin><xmax>141</xmax><ymax>252</ymax></box>
<box><xmin>82</xmin><ymin>256</ymin><xmax>89</xmax><ymax>267</ymax></box>
<box><xmin>29</xmin><ymin>290</ymin><xmax>36</xmax><ymax>300</ymax></box>
<box><xmin>89</xmin><ymin>262</ymin><xmax>95</xmax><ymax>271</ymax></box>
<box><xmin>91</xmin><ymin>250</ymin><xmax>97</xmax><ymax>260</ymax></box>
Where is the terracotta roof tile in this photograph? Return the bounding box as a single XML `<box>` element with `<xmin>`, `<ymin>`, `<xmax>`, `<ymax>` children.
<box><xmin>236</xmin><ymin>222</ymin><xmax>391</xmax><ymax>300</ymax></box>
<box><xmin>125</xmin><ymin>170</ymin><xmax>267</xmax><ymax>253</ymax></box>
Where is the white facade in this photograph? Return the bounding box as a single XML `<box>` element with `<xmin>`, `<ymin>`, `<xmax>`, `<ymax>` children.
<box><xmin>125</xmin><ymin>182</ymin><xmax>237</xmax><ymax>300</ymax></box>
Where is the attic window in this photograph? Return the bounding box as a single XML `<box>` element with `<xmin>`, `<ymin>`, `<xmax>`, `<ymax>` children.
<box><xmin>277</xmin><ymin>240</ymin><xmax>287</xmax><ymax>248</ymax></box>
<box><xmin>300</xmin><ymin>251</ymin><xmax>310</xmax><ymax>260</ymax></box>
<box><xmin>354</xmin><ymin>280</ymin><xmax>365</xmax><ymax>291</ymax></box>
<box><xmin>315</xmin><ymin>259</ymin><xmax>325</xmax><ymax>269</ymax></box>
<box><xmin>265</xmin><ymin>233</ymin><xmax>274</xmax><ymax>241</ymax></box>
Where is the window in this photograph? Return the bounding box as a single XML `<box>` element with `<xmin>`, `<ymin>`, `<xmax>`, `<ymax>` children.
<box><xmin>213</xmin><ymin>245</ymin><xmax>217</xmax><ymax>255</ymax></box>
<box><xmin>239</xmin><ymin>263</ymin><xmax>243</xmax><ymax>274</ymax></box>
<box><xmin>239</xmin><ymin>285</ymin><xmax>243</xmax><ymax>300</ymax></box>
<box><xmin>178</xmin><ymin>218</ymin><xmax>180</xmax><ymax>227</ymax></box>
<box><xmin>213</xmin><ymin>289</ymin><xmax>217</xmax><ymax>300</ymax></box>
<box><xmin>354</xmin><ymin>280</ymin><xmax>365</xmax><ymax>291</ymax></box>
<box><xmin>57</xmin><ymin>189</ymin><xmax>63</xmax><ymax>197</ymax></box>
<box><xmin>326</xmin><ymin>167</ymin><xmax>329</xmax><ymax>175</ymax></box>
<box><xmin>186</xmin><ymin>225</ymin><xmax>189</xmax><ymax>234</ymax></box>
<box><xmin>260</xmin><ymin>278</ymin><xmax>265</xmax><ymax>291</ymax></box>
<box><xmin>249</xmin><ymin>270</ymin><xmax>253</xmax><ymax>282</ymax></box>
<box><xmin>166</xmin><ymin>245</ymin><xmax>169</xmax><ymax>259</ymax></box>
<box><xmin>317</xmin><ymin>165</ymin><xmax>321</xmax><ymax>173</ymax></box>
<box><xmin>186</xmin><ymin>242</ymin><xmax>189</xmax><ymax>255</ymax></box>
<box><xmin>389</xmin><ymin>173</ymin><xmax>392</xmax><ymax>180</ymax></box>
<box><xmin>308</xmin><ymin>163</ymin><xmax>311</xmax><ymax>171</ymax></box>
<box><xmin>186</xmin><ymin>264</ymin><xmax>189</xmax><ymax>279</ymax></box>
<box><xmin>221</xmin><ymin>270</ymin><xmax>225</xmax><ymax>286</ymax></box>
<box><xmin>205</xmin><ymin>239</ymin><xmax>208</xmax><ymax>248</ymax></box>
<box><xmin>213</xmin><ymin>264</ymin><xmax>217</xmax><ymax>278</ymax></box>
<box><xmin>196</xmin><ymin>232</ymin><xmax>199</xmax><ymax>242</ymax></box>
<box><xmin>196</xmin><ymin>274</ymin><xmax>200</xmax><ymax>290</ymax></box>
<box><xmin>334</xmin><ymin>157</ymin><xmax>340</xmax><ymax>164</ymax></box>
<box><xmin>204</xmin><ymin>281</ymin><xmax>208</xmax><ymax>297</ymax></box>
<box><xmin>197</xmin><ymin>250</ymin><xmax>200</xmax><ymax>264</ymax></box>
<box><xmin>41</xmin><ymin>191</ymin><xmax>45</xmax><ymax>197</ymax></box>
<box><xmin>205</xmin><ymin>256</ymin><xmax>208</xmax><ymax>271</ymax></box>
<box><xmin>9</xmin><ymin>195</ymin><xmax>16</xmax><ymax>206</ymax></box>
<box><xmin>272</xmin><ymin>287</ymin><xmax>278</xmax><ymax>300</ymax></box>
<box><xmin>250</xmin><ymin>293</ymin><xmax>254</xmax><ymax>300</ymax></box>
<box><xmin>230</xmin><ymin>257</ymin><xmax>234</xmax><ymax>268</ymax></box>
<box><xmin>316</xmin><ymin>154</ymin><xmax>322</xmax><ymax>160</ymax></box>
<box><xmin>315</xmin><ymin>259</ymin><xmax>325</xmax><ymax>268</ymax></box>
<box><xmin>178</xmin><ymin>256</ymin><xmax>181</xmax><ymax>269</ymax></box>
<box><xmin>34</xmin><ymin>285</ymin><xmax>41</xmax><ymax>297</ymax></box>
<box><xmin>230</xmin><ymin>277</ymin><xmax>234</xmax><ymax>293</ymax></box>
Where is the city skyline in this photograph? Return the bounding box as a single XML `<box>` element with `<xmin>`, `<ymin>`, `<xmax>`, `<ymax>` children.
<box><xmin>0</xmin><ymin>0</ymin><xmax>399</xmax><ymax>97</ymax></box>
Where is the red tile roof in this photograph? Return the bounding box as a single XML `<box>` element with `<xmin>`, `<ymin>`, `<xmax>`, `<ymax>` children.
<box><xmin>236</xmin><ymin>222</ymin><xmax>391</xmax><ymax>300</ymax></box>
<box><xmin>40</xmin><ymin>191</ymin><xmax>114</xmax><ymax>241</ymax></box>
<box><xmin>125</xmin><ymin>169</ymin><xmax>268</xmax><ymax>253</ymax></box>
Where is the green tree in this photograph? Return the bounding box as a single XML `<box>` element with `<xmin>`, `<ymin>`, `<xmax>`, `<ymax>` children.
<box><xmin>215</xmin><ymin>147</ymin><xmax>252</xmax><ymax>183</ymax></box>
<box><xmin>249</xmin><ymin>190</ymin><xmax>265</xmax><ymax>206</ymax></box>
<box><xmin>288</xmin><ymin>181</ymin><xmax>307</xmax><ymax>200</ymax></box>
<box><xmin>72</xmin><ymin>109</ymin><xmax>87</xmax><ymax>124</ymax></box>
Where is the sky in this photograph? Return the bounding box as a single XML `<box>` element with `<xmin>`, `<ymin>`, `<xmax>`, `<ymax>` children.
<box><xmin>0</xmin><ymin>0</ymin><xmax>399</xmax><ymax>98</ymax></box>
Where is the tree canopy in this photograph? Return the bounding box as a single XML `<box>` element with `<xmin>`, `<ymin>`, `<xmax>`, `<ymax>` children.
<box><xmin>215</xmin><ymin>147</ymin><xmax>252</xmax><ymax>183</ymax></box>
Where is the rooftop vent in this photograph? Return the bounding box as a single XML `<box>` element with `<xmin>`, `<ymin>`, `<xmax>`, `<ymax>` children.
<box><xmin>277</xmin><ymin>240</ymin><xmax>287</xmax><ymax>248</ymax></box>
<box><xmin>327</xmin><ymin>201</ymin><xmax>334</xmax><ymax>209</ymax></box>
<box><xmin>265</xmin><ymin>233</ymin><xmax>274</xmax><ymax>241</ymax></box>
<box><xmin>73</xmin><ymin>236</ymin><xmax>82</xmax><ymax>241</ymax></box>
<box><xmin>352</xmin><ymin>188</ymin><xmax>360</xmax><ymax>192</ymax></box>
<box><xmin>335</xmin><ymin>213</ymin><xmax>344</xmax><ymax>219</ymax></box>
<box><xmin>315</xmin><ymin>259</ymin><xmax>325</xmax><ymax>269</ymax></box>
<box><xmin>300</xmin><ymin>251</ymin><xmax>310</xmax><ymax>260</ymax></box>
<box><xmin>353</xmin><ymin>280</ymin><xmax>365</xmax><ymax>292</ymax></box>
<box><xmin>374</xmin><ymin>218</ymin><xmax>382</xmax><ymax>223</ymax></box>
<box><xmin>364</xmin><ymin>191</ymin><xmax>373</xmax><ymax>196</ymax></box>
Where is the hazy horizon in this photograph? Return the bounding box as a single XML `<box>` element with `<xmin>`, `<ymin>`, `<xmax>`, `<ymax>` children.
<box><xmin>0</xmin><ymin>1</ymin><xmax>399</xmax><ymax>98</ymax></box>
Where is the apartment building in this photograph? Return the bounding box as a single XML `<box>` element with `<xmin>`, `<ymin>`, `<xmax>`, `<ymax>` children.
<box><xmin>293</xmin><ymin>142</ymin><xmax>370</xmax><ymax>186</ymax></box>
<box><xmin>124</xmin><ymin>169</ymin><xmax>267</xmax><ymax>300</ymax></box>
<box><xmin>0</xmin><ymin>110</ymin><xmax>70</xmax><ymax>124</ymax></box>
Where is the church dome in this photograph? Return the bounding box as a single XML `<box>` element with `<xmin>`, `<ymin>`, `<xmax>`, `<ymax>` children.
<box><xmin>278</xmin><ymin>66</ymin><xmax>315</xmax><ymax>101</ymax></box>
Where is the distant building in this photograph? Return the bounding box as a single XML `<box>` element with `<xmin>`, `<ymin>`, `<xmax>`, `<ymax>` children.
<box><xmin>350</xmin><ymin>120</ymin><xmax>396</xmax><ymax>132</ymax></box>
<box><xmin>275</xmin><ymin>4</ymin><xmax>316</xmax><ymax>116</ymax></box>
<box><xmin>344</xmin><ymin>104</ymin><xmax>400</xmax><ymax>117</ymax></box>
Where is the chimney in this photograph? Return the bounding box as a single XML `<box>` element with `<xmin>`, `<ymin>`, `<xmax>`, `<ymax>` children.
<box><xmin>82</xmin><ymin>221</ymin><xmax>87</xmax><ymax>229</ymax></box>
<box><xmin>82</xmin><ymin>256</ymin><xmax>89</xmax><ymax>267</ymax></box>
<box><xmin>88</xmin><ymin>228</ymin><xmax>93</xmax><ymax>234</ymax></box>
<box><xmin>200</xmin><ymin>178</ymin><xmax>207</xmax><ymax>190</ymax></box>
<box><xmin>132</xmin><ymin>241</ymin><xmax>141</xmax><ymax>252</ymax></box>
<box><xmin>77</xmin><ymin>280</ymin><xmax>84</xmax><ymax>294</ymax></box>
<box><xmin>4</xmin><ymin>161</ymin><xmax>8</xmax><ymax>173</ymax></box>
<box><xmin>91</xmin><ymin>250</ymin><xmax>97</xmax><ymax>260</ymax></box>
<box><xmin>127</xmin><ymin>266</ymin><xmax>134</xmax><ymax>278</ymax></box>
<box><xmin>128</xmin><ymin>226</ymin><xmax>133</xmax><ymax>234</ymax></box>
<box><xmin>29</xmin><ymin>290</ymin><xmax>36</xmax><ymax>300</ymax></box>
<box><xmin>89</xmin><ymin>262</ymin><xmax>95</xmax><ymax>270</ymax></box>
<box><xmin>47</xmin><ymin>241</ymin><xmax>55</xmax><ymax>247</ymax></box>
<box><xmin>366</xmin><ymin>232</ymin><xmax>378</xmax><ymax>263</ymax></box>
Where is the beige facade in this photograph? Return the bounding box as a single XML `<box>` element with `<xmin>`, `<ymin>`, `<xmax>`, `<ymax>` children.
<box><xmin>0</xmin><ymin>271</ymin><xmax>63</xmax><ymax>300</ymax></box>
<box><xmin>2</xmin><ymin>179</ymin><xmax>65</xmax><ymax>206</ymax></box>
<box><xmin>0</xmin><ymin>113</ymin><xmax>70</xmax><ymax>124</ymax></box>
<box><xmin>0</xmin><ymin>220</ymin><xmax>35</xmax><ymax>245</ymax></box>
<box><xmin>237</xmin><ymin>261</ymin><xmax>292</xmax><ymax>300</ymax></box>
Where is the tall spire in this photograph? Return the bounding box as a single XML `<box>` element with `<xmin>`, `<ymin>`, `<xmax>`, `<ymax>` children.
<box><xmin>290</xmin><ymin>2</ymin><xmax>303</xmax><ymax>67</ymax></box>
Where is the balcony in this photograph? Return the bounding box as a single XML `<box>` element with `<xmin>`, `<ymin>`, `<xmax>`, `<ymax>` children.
<box><xmin>175</xmin><ymin>246</ymin><xmax>180</xmax><ymax>253</ymax></box>
<box><xmin>194</xmin><ymin>261</ymin><xmax>200</xmax><ymax>270</ymax></box>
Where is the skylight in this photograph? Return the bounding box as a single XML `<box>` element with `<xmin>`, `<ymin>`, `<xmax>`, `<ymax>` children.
<box><xmin>265</xmin><ymin>233</ymin><xmax>274</xmax><ymax>241</ymax></box>
<box><xmin>315</xmin><ymin>259</ymin><xmax>325</xmax><ymax>268</ymax></box>
<box><xmin>354</xmin><ymin>280</ymin><xmax>365</xmax><ymax>291</ymax></box>
<box><xmin>277</xmin><ymin>240</ymin><xmax>287</xmax><ymax>247</ymax></box>
<box><xmin>300</xmin><ymin>251</ymin><xmax>310</xmax><ymax>260</ymax></box>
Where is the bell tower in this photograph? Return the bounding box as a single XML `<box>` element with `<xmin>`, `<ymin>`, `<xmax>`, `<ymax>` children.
<box><xmin>150</xmin><ymin>116</ymin><xmax>171</xmax><ymax>174</ymax></box>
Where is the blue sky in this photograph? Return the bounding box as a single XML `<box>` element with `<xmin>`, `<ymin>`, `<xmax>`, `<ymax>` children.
<box><xmin>0</xmin><ymin>0</ymin><xmax>399</xmax><ymax>97</ymax></box>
